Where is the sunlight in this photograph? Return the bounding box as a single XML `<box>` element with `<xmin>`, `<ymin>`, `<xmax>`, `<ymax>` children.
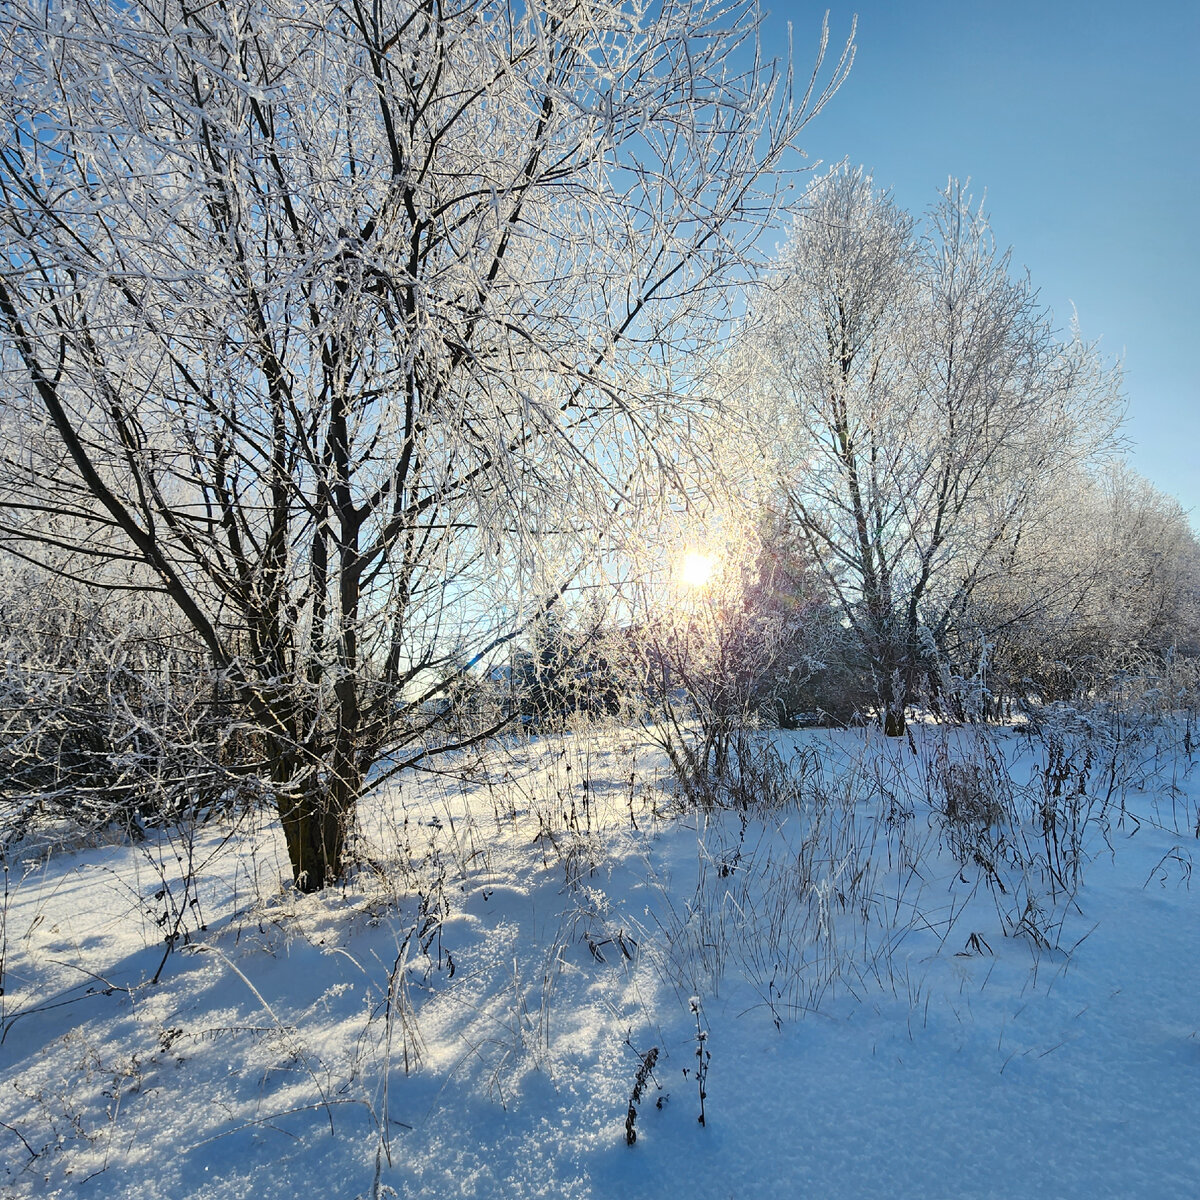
<box><xmin>679</xmin><ymin>550</ymin><xmax>714</xmax><ymax>589</ymax></box>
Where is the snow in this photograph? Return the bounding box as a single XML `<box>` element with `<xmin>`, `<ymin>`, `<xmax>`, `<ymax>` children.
<box><xmin>2</xmin><ymin>724</ymin><xmax>1197</xmax><ymax>1199</ymax></box>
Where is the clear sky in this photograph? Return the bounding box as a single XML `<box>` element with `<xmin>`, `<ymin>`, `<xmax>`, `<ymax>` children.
<box><xmin>769</xmin><ymin>0</ymin><xmax>1199</xmax><ymax>522</ymax></box>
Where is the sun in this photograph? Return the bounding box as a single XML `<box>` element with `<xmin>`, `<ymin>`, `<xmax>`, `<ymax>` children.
<box><xmin>679</xmin><ymin>551</ymin><xmax>714</xmax><ymax>589</ymax></box>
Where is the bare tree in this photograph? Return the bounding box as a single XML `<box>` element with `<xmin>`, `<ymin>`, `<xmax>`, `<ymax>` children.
<box><xmin>0</xmin><ymin>0</ymin><xmax>851</xmax><ymax>887</ymax></box>
<box><xmin>737</xmin><ymin>167</ymin><xmax>1120</xmax><ymax>733</ymax></box>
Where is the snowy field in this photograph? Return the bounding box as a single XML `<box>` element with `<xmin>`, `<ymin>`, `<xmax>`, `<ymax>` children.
<box><xmin>2</xmin><ymin>718</ymin><xmax>1197</xmax><ymax>1199</ymax></box>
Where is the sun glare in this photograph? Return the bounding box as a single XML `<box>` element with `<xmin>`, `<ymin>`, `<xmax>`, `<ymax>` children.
<box><xmin>679</xmin><ymin>551</ymin><xmax>714</xmax><ymax>589</ymax></box>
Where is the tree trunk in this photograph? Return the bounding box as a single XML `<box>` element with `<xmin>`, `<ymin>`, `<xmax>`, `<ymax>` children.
<box><xmin>278</xmin><ymin>784</ymin><xmax>349</xmax><ymax>893</ymax></box>
<box><xmin>269</xmin><ymin>721</ymin><xmax>353</xmax><ymax>892</ymax></box>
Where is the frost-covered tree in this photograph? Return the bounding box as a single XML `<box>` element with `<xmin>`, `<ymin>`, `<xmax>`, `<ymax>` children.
<box><xmin>0</xmin><ymin>0</ymin><xmax>851</xmax><ymax>887</ymax></box>
<box><xmin>967</xmin><ymin>464</ymin><xmax>1200</xmax><ymax>704</ymax></box>
<box><xmin>737</xmin><ymin>167</ymin><xmax>1120</xmax><ymax>733</ymax></box>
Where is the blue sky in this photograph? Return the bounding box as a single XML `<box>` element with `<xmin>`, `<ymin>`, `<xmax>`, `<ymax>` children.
<box><xmin>769</xmin><ymin>0</ymin><xmax>1199</xmax><ymax>522</ymax></box>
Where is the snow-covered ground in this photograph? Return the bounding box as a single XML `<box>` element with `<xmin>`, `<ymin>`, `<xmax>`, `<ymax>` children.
<box><xmin>2</xmin><ymin>720</ymin><xmax>1197</xmax><ymax>1199</ymax></box>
